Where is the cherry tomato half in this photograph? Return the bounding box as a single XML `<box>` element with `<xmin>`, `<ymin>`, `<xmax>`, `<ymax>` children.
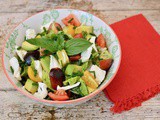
<box><xmin>99</xmin><ymin>59</ymin><xmax>112</xmax><ymax>70</ymax></box>
<box><xmin>74</xmin><ymin>33</ymin><xmax>83</xmax><ymax>38</ymax></box>
<box><xmin>49</xmin><ymin>22</ymin><xmax>62</xmax><ymax>34</ymax></box>
<box><xmin>96</xmin><ymin>34</ymin><xmax>107</xmax><ymax>48</ymax></box>
<box><xmin>48</xmin><ymin>90</ymin><xmax>69</xmax><ymax>101</ymax></box>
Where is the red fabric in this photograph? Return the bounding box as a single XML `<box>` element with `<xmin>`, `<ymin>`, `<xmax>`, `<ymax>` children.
<box><xmin>104</xmin><ymin>14</ymin><xmax>160</xmax><ymax>113</ymax></box>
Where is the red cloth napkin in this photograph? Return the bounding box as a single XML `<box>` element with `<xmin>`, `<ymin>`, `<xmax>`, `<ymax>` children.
<box><xmin>104</xmin><ymin>14</ymin><xmax>160</xmax><ymax>113</ymax></box>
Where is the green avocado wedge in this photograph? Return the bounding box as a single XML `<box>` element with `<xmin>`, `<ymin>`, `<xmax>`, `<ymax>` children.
<box><xmin>22</xmin><ymin>41</ymin><xmax>39</xmax><ymax>51</ymax></box>
<box><xmin>75</xmin><ymin>26</ymin><xmax>93</xmax><ymax>34</ymax></box>
<box><xmin>65</xmin><ymin>64</ymin><xmax>82</xmax><ymax>76</ymax></box>
<box><xmin>24</xmin><ymin>79</ymin><xmax>38</xmax><ymax>94</ymax></box>
<box><xmin>63</xmin><ymin>76</ymin><xmax>80</xmax><ymax>85</ymax></box>
<box><xmin>42</xmin><ymin>70</ymin><xmax>54</xmax><ymax>91</ymax></box>
<box><xmin>40</xmin><ymin>56</ymin><xmax>50</xmax><ymax>73</ymax></box>
<box><xmin>79</xmin><ymin>78</ymin><xmax>89</xmax><ymax>96</ymax></box>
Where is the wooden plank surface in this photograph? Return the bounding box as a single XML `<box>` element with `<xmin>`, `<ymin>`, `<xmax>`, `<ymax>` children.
<box><xmin>0</xmin><ymin>0</ymin><xmax>160</xmax><ymax>119</ymax></box>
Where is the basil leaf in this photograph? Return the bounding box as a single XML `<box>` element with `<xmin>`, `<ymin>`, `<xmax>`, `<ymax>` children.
<box><xmin>27</xmin><ymin>37</ymin><xmax>58</xmax><ymax>53</ymax></box>
<box><xmin>57</xmin><ymin>33</ymin><xmax>65</xmax><ymax>50</ymax></box>
<box><xmin>65</xmin><ymin>38</ymin><xmax>92</xmax><ymax>56</ymax></box>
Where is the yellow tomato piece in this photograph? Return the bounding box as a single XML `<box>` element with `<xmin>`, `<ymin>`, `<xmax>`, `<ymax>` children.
<box><xmin>81</xmin><ymin>71</ymin><xmax>98</xmax><ymax>89</ymax></box>
<box><xmin>87</xmin><ymin>86</ymin><xmax>95</xmax><ymax>93</ymax></box>
<box><xmin>63</xmin><ymin>25</ymin><xmax>75</xmax><ymax>37</ymax></box>
<box><xmin>36</xmin><ymin>35</ymin><xmax>41</xmax><ymax>38</ymax></box>
<box><xmin>28</xmin><ymin>66</ymin><xmax>42</xmax><ymax>82</ymax></box>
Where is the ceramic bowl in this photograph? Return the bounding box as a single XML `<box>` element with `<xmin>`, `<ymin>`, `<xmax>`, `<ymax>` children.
<box><xmin>2</xmin><ymin>9</ymin><xmax>121</xmax><ymax>107</ymax></box>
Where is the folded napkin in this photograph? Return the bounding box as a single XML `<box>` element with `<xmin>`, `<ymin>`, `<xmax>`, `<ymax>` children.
<box><xmin>104</xmin><ymin>14</ymin><xmax>160</xmax><ymax>113</ymax></box>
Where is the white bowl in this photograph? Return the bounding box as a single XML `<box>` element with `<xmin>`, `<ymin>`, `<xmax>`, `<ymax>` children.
<box><xmin>2</xmin><ymin>9</ymin><xmax>121</xmax><ymax>107</ymax></box>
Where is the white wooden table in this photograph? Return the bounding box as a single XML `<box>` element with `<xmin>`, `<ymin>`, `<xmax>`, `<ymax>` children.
<box><xmin>0</xmin><ymin>0</ymin><xmax>160</xmax><ymax>119</ymax></box>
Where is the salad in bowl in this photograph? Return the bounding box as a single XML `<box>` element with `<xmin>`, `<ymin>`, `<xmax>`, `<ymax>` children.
<box><xmin>3</xmin><ymin>9</ymin><xmax>121</xmax><ymax>106</ymax></box>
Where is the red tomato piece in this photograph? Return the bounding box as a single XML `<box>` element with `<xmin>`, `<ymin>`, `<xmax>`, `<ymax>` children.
<box><xmin>54</xmin><ymin>22</ymin><xmax>62</xmax><ymax>31</ymax></box>
<box><xmin>49</xmin><ymin>22</ymin><xmax>62</xmax><ymax>34</ymax></box>
<box><xmin>69</xmin><ymin>54</ymin><xmax>81</xmax><ymax>61</ymax></box>
<box><xmin>74</xmin><ymin>33</ymin><xmax>83</xmax><ymax>38</ymax></box>
<box><xmin>62</xmin><ymin>14</ymin><xmax>81</xmax><ymax>26</ymax></box>
<box><xmin>48</xmin><ymin>90</ymin><xmax>69</xmax><ymax>101</ymax></box>
<box><xmin>96</xmin><ymin>34</ymin><xmax>107</xmax><ymax>48</ymax></box>
<box><xmin>99</xmin><ymin>59</ymin><xmax>112</xmax><ymax>70</ymax></box>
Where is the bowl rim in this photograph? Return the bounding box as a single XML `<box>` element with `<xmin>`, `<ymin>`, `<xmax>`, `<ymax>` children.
<box><xmin>2</xmin><ymin>8</ymin><xmax>122</xmax><ymax>105</ymax></box>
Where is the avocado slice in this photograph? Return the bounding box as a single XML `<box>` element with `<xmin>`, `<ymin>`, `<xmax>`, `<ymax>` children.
<box><xmin>74</xmin><ymin>65</ymin><xmax>82</xmax><ymax>73</ymax></box>
<box><xmin>63</xmin><ymin>76</ymin><xmax>80</xmax><ymax>85</ymax></box>
<box><xmin>75</xmin><ymin>26</ymin><xmax>93</xmax><ymax>34</ymax></box>
<box><xmin>70</xmin><ymin>78</ymin><xmax>89</xmax><ymax>96</ymax></box>
<box><xmin>40</xmin><ymin>56</ymin><xmax>50</xmax><ymax>73</ymax></box>
<box><xmin>79</xmin><ymin>78</ymin><xmax>89</xmax><ymax>96</ymax></box>
<box><xmin>24</xmin><ymin>79</ymin><xmax>38</xmax><ymax>94</ymax></box>
<box><xmin>86</xmin><ymin>34</ymin><xmax>92</xmax><ymax>40</ymax></box>
<box><xmin>100</xmin><ymin>49</ymin><xmax>113</xmax><ymax>60</ymax></box>
<box><xmin>87</xmin><ymin>86</ymin><xmax>95</xmax><ymax>93</ymax></box>
<box><xmin>42</xmin><ymin>70</ymin><xmax>54</xmax><ymax>91</ymax></box>
<box><xmin>22</xmin><ymin>41</ymin><xmax>39</xmax><ymax>51</ymax></box>
<box><xmin>57</xmin><ymin>49</ymin><xmax>69</xmax><ymax>67</ymax></box>
<box><xmin>82</xmin><ymin>62</ymin><xmax>89</xmax><ymax>71</ymax></box>
<box><xmin>65</xmin><ymin>64</ymin><xmax>82</xmax><ymax>75</ymax></box>
<box><xmin>65</xmin><ymin>64</ymin><xmax>75</xmax><ymax>75</ymax></box>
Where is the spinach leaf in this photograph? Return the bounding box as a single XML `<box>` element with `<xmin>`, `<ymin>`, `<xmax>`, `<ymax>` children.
<box><xmin>65</xmin><ymin>38</ymin><xmax>92</xmax><ymax>56</ymax></box>
<box><xmin>27</xmin><ymin>37</ymin><xmax>58</xmax><ymax>53</ymax></box>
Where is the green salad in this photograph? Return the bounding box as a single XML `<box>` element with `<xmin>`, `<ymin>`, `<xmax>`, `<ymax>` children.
<box><xmin>9</xmin><ymin>14</ymin><xmax>113</xmax><ymax>101</ymax></box>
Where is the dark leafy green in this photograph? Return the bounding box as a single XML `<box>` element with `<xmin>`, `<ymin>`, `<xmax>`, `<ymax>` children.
<box><xmin>73</xmin><ymin>26</ymin><xmax>77</xmax><ymax>30</ymax></box>
<box><xmin>27</xmin><ymin>36</ymin><xmax>92</xmax><ymax>56</ymax></box>
<box><xmin>17</xmin><ymin>46</ymin><xmax>21</xmax><ymax>50</ymax></box>
<box><xmin>82</xmin><ymin>31</ymin><xmax>88</xmax><ymax>38</ymax></box>
<box><xmin>70</xmin><ymin>87</ymin><xmax>82</xmax><ymax>95</ymax></box>
<box><xmin>27</xmin><ymin>32</ymin><xmax>67</xmax><ymax>53</ymax></box>
<box><xmin>89</xmin><ymin>33</ymin><xmax>96</xmax><ymax>36</ymax></box>
<box><xmin>20</xmin><ymin>76</ymin><xmax>27</xmax><ymax>86</ymax></box>
<box><xmin>65</xmin><ymin>38</ymin><xmax>92</xmax><ymax>56</ymax></box>
<box><xmin>27</xmin><ymin>37</ymin><xmax>58</xmax><ymax>53</ymax></box>
<box><xmin>10</xmin><ymin>66</ymin><xmax>14</xmax><ymax>74</ymax></box>
<box><xmin>21</xmin><ymin>66</ymin><xmax>28</xmax><ymax>76</ymax></box>
<box><xmin>57</xmin><ymin>33</ymin><xmax>65</xmax><ymax>50</ymax></box>
<box><xmin>37</xmin><ymin>27</ymin><xmax>48</xmax><ymax>36</ymax></box>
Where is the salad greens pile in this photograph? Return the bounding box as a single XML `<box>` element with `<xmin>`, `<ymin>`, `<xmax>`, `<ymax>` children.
<box><xmin>9</xmin><ymin>14</ymin><xmax>113</xmax><ymax>101</ymax></box>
